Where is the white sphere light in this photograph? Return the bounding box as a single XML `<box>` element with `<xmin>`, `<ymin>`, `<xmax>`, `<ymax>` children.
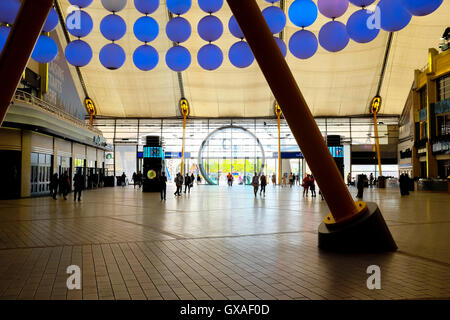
<box><xmin>101</xmin><ymin>0</ymin><xmax>127</xmax><ymax>12</ymax></box>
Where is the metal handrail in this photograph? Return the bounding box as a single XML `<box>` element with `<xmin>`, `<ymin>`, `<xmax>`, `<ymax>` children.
<box><xmin>12</xmin><ymin>90</ymin><xmax>102</xmax><ymax>135</ymax></box>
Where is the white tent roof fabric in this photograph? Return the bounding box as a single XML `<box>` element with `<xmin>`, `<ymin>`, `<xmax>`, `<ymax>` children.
<box><xmin>57</xmin><ymin>0</ymin><xmax>450</xmax><ymax>118</ymax></box>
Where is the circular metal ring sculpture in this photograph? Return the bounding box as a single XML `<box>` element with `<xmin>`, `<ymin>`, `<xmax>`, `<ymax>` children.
<box><xmin>198</xmin><ymin>125</ymin><xmax>265</xmax><ymax>185</ymax></box>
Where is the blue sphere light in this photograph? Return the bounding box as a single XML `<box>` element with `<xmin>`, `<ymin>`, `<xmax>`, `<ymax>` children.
<box><xmin>133</xmin><ymin>44</ymin><xmax>159</xmax><ymax>71</ymax></box>
<box><xmin>229</xmin><ymin>41</ymin><xmax>254</xmax><ymax>68</ymax></box>
<box><xmin>229</xmin><ymin>16</ymin><xmax>244</xmax><ymax>39</ymax></box>
<box><xmin>274</xmin><ymin>37</ymin><xmax>287</xmax><ymax>58</ymax></box>
<box><xmin>134</xmin><ymin>16</ymin><xmax>159</xmax><ymax>42</ymax></box>
<box><xmin>262</xmin><ymin>6</ymin><xmax>286</xmax><ymax>34</ymax></box>
<box><xmin>198</xmin><ymin>0</ymin><xmax>223</xmax><ymax>13</ymax></box>
<box><xmin>402</xmin><ymin>0</ymin><xmax>443</xmax><ymax>16</ymax></box>
<box><xmin>69</xmin><ymin>0</ymin><xmax>93</xmax><ymax>8</ymax></box>
<box><xmin>166</xmin><ymin>17</ymin><xmax>191</xmax><ymax>43</ymax></box>
<box><xmin>43</xmin><ymin>8</ymin><xmax>59</xmax><ymax>33</ymax></box>
<box><xmin>346</xmin><ymin>9</ymin><xmax>379</xmax><ymax>43</ymax></box>
<box><xmin>134</xmin><ymin>0</ymin><xmax>159</xmax><ymax>14</ymax></box>
<box><xmin>66</xmin><ymin>10</ymin><xmax>93</xmax><ymax>38</ymax></box>
<box><xmin>100</xmin><ymin>14</ymin><xmax>127</xmax><ymax>41</ymax></box>
<box><xmin>289</xmin><ymin>29</ymin><xmax>318</xmax><ymax>59</ymax></box>
<box><xmin>197</xmin><ymin>44</ymin><xmax>223</xmax><ymax>71</ymax></box>
<box><xmin>319</xmin><ymin>20</ymin><xmax>349</xmax><ymax>52</ymax></box>
<box><xmin>0</xmin><ymin>26</ymin><xmax>11</xmax><ymax>55</ymax></box>
<box><xmin>378</xmin><ymin>0</ymin><xmax>411</xmax><ymax>32</ymax></box>
<box><xmin>349</xmin><ymin>0</ymin><xmax>375</xmax><ymax>6</ymax></box>
<box><xmin>198</xmin><ymin>15</ymin><xmax>223</xmax><ymax>42</ymax></box>
<box><xmin>166</xmin><ymin>0</ymin><xmax>191</xmax><ymax>15</ymax></box>
<box><xmin>65</xmin><ymin>40</ymin><xmax>92</xmax><ymax>67</ymax></box>
<box><xmin>32</xmin><ymin>35</ymin><xmax>58</xmax><ymax>63</ymax></box>
<box><xmin>289</xmin><ymin>0</ymin><xmax>318</xmax><ymax>28</ymax></box>
<box><xmin>100</xmin><ymin>43</ymin><xmax>126</xmax><ymax>70</ymax></box>
<box><xmin>264</xmin><ymin>0</ymin><xmax>280</xmax><ymax>3</ymax></box>
<box><xmin>166</xmin><ymin>45</ymin><xmax>191</xmax><ymax>71</ymax></box>
<box><xmin>0</xmin><ymin>0</ymin><xmax>20</xmax><ymax>25</ymax></box>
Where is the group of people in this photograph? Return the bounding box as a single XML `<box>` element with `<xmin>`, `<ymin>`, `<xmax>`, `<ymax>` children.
<box><xmin>251</xmin><ymin>172</ymin><xmax>268</xmax><ymax>197</ymax></box>
<box><xmin>49</xmin><ymin>170</ymin><xmax>84</xmax><ymax>201</ymax></box>
<box><xmin>131</xmin><ymin>171</ymin><xmax>143</xmax><ymax>189</ymax></box>
<box><xmin>301</xmin><ymin>174</ymin><xmax>320</xmax><ymax>198</ymax></box>
<box><xmin>280</xmin><ymin>173</ymin><xmax>300</xmax><ymax>187</ymax></box>
<box><xmin>173</xmin><ymin>172</ymin><xmax>197</xmax><ymax>197</ymax></box>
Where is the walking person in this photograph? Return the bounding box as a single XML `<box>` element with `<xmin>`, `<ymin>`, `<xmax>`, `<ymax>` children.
<box><xmin>309</xmin><ymin>175</ymin><xmax>316</xmax><ymax>197</ymax></box>
<box><xmin>347</xmin><ymin>172</ymin><xmax>352</xmax><ymax>186</ymax></box>
<box><xmin>289</xmin><ymin>173</ymin><xmax>294</xmax><ymax>188</ymax></box>
<box><xmin>132</xmin><ymin>172</ymin><xmax>137</xmax><ymax>189</ymax></box>
<box><xmin>73</xmin><ymin>170</ymin><xmax>83</xmax><ymax>201</ymax></box>
<box><xmin>260</xmin><ymin>173</ymin><xmax>267</xmax><ymax>196</ymax></box>
<box><xmin>369</xmin><ymin>173</ymin><xmax>374</xmax><ymax>188</ymax></box>
<box><xmin>196</xmin><ymin>174</ymin><xmax>201</xmax><ymax>185</ymax></box>
<box><xmin>356</xmin><ymin>174</ymin><xmax>365</xmax><ymax>199</ymax></box>
<box><xmin>174</xmin><ymin>173</ymin><xmax>183</xmax><ymax>196</ymax></box>
<box><xmin>251</xmin><ymin>172</ymin><xmax>259</xmax><ymax>197</ymax></box>
<box><xmin>302</xmin><ymin>174</ymin><xmax>309</xmax><ymax>197</ymax></box>
<box><xmin>271</xmin><ymin>173</ymin><xmax>276</xmax><ymax>186</ymax></box>
<box><xmin>159</xmin><ymin>171</ymin><xmax>167</xmax><ymax>200</ymax></box>
<box><xmin>136</xmin><ymin>171</ymin><xmax>143</xmax><ymax>189</ymax></box>
<box><xmin>184</xmin><ymin>173</ymin><xmax>191</xmax><ymax>193</ymax></box>
<box><xmin>281</xmin><ymin>173</ymin><xmax>286</xmax><ymax>187</ymax></box>
<box><xmin>120</xmin><ymin>172</ymin><xmax>126</xmax><ymax>187</ymax></box>
<box><xmin>50</xmin><ymin>173</ymin><xmax>58</xmax><ymax>200</ymax></box>
<box><xmin>190</xmin><ymin>173</ymin><xmax>195</xmax><ymax>189</ymax></box>
<box><xmin>227</xmin><ymin>172</ymin><xmax>233</xmax><ymax>187</ymax></box>
<box><xmin>60</xmin><ymin>171</ymin><xmax>70</xmax><ymax>200</ymax></box>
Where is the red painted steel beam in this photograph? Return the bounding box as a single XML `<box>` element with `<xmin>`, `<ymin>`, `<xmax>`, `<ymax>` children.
<box><xmin>226</xmin><ymin>0</ymin><xmax>359</xmax><ymax>221</ymax></box>
<box><xmin>0</xmin><ymin>0</ymin><xmax>54</xmax><ymax>125</ymax></box>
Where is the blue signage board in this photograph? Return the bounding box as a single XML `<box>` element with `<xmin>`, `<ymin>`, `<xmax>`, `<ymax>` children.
<box><xmin>137</xmin><ymin>152</ymin><xmax>144</xmax><ymax>159</ymax></box>
<box><xmin>273</xmin><ymin>152</ymin><xmax>304</xmax><ymax>159</ymax></box>
<box><xmin>165</xmin><ymin>152</ymin><xmax>191</xmax><ymax>159</ymax></box>
<box><xmin>329</xmin><ymin>146</ymin><xmax>343</xmax><ymax>158</ymax></box>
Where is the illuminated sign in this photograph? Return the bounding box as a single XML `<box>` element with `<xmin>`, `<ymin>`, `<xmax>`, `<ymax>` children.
<box><xmin>329</xmin><ymin>146</ymin><xmax>343</xmax><ymax>158</ymax></box>
<box><xmin>143</xmin><ymin>147</ymin><xmax>164</xmax><ymax>159</ymax></box>
<box><xmin>147</xmin><ymin>170</ymin><xmax>157</xmax><ymax>180</ymax></box>
<box><xmin>370</xmin><ymin>96</ymin><xmax>382</xmax><ymax>115</ymax></box>
<box><xmin>84</xmin><ymin>97</ymin><xmax>96</xmax><ymax>115</ymax></box>
<box><xmin>165</xmin><ymin>152</ymin><xmax>191</xmax><ymax>159</ymax></box>
<box><xmin>180</xmin><ymin>98</ymin><xmax>190</xmax><ymax>117</ymax></box>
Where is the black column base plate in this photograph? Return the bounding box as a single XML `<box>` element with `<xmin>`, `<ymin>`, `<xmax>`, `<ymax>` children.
<box><xmin>318</xmin><ymin>202</ymin><xmax>397</xmax><ymax>253</ymax></box>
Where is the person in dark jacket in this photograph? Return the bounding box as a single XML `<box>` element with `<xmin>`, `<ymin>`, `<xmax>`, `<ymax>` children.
<box><xmin>184</xmin><ymin>174</ymin><xmax>192</xmax><ymax>193</ymax></box>
<box><xmin>159</xmin><ymin>171</ymin><xmax>167</xmax><ymax>200</ymax></box>
<box><xmin>356</xmin><ymin>174</ymin><xmax>365</xmax><ymax>199</ymax></box>
<box><xmin>50</xmin><ymin>173</ymin><xmax>58</xmax><ymax>200</ymax></box>
<box><xmin>73</xmin><ymin>171</ymin><xmax>84</xmax><ymax>201</ymax></box>
<box><xmin>60</xmin><ymin>171</ymin><xmax>70</xmax><ymax>200</ymax></box>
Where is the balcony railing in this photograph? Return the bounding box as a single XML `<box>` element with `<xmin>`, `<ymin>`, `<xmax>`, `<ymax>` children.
<box><xmin>12</xmin><ymin>90</ymin><xmax>102</xmax><ymax>135</ymax></box>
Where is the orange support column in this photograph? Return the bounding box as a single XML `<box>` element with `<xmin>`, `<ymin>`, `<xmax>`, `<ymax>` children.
<box><xmin>226</xmin><ymin>0</ymin><xmax>396</xmax><ymax>252</ymax></box>
<box><xmin>0</xmin><ymin>0</ymin><xmax>54</xmax><ymax>125</ymax></box>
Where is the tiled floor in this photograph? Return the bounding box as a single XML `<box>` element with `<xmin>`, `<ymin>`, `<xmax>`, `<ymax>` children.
<box><xmin>0</xmin><ymin>184</ymin><xmax>449</xmax><ymax>300</ymax></box>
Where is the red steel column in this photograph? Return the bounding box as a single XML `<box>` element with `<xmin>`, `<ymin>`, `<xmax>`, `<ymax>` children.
<box><xmin>0</xmin><ymin>0</ymin><xmax>54</xmax><ymax>125</ymax></box>
<box><xmin>226</xmin><ymin>0</ymin><xmax>359</xmax><ymax>221</ymax></box>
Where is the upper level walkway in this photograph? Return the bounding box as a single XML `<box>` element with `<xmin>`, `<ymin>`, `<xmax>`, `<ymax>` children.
<box><xmin>0</xmin><ymin>185</ymin><xmax>449</xmax><ymax>300</ymax></box>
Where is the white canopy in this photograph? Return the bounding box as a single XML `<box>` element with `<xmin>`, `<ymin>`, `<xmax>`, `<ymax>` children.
<box><xmin>57</xmin><ymin>0</ymin><xmax>450</xmax><ymax>118</ymax></box>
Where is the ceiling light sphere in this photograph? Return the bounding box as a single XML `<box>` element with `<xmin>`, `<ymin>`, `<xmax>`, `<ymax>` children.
<box><xmin>198</xmin><ymin>0</ymin><xmax>223</xmax><ymax>14</ymax></box>
<box><xmin>100</xmin><ymin>14</ymin><xmax>127</xmax><ymax>41</ymax></box>
<box><xmin>134</xmin><ymin>0</ymin><xmax>159</xmax><ymax>15</ymax></box>
<box><xmin>166</xmin><ymin>0</ymin><xmax>191</xmax><ymax>15</ymax></box>
<box><xmin>66</xmin><ymin>10</ymin><xmax>93</xmax><ymax>38</ymax></box>
<box><xmin>166</xmin><ymin>45</ymin><xmax>191</xmax><ymax>71</ymax></box>
<box><xmin>262</xmin><ymin>6</ymin><xmax>286</xmax><ymax>34</ymax></box>
<box><xmin>274</xmin><ymin>37</ymin><xmax>287</xmax><ymax>57</ymax></box>
<box><xmin>43</xmin><ymin>8</ymin><xmax>59</xmax><ymax>33</ymax></box>
<box><xmin>378</xmin><ymin>0</ymin><xmax>411</xmax><ymax>32</ymax></box>
<box><xmin>346</xmin><ymin>9</ymin><xmax>379</xmax><ymax>43</ymax></box>
<box><xmin>348</xmin><ymin>0</ymin><xmax>375</xmax><ymax>6</ymax></box>
<box><xmin>0</xmin><ymin>0</ymin><xmax>20</xmax><ymax>25</ymax></box>
<box><xmin>31</xmin><ymin>35</ymin><xmax>58</xmax><ymax>64</ymax></box>
<box><xmin>197</xmin><ymin>43</ymin><xmax>223</xmax><ymax>71</ymax></box>
<box><xmin>65</xmin><ymin>39</ymin><xmax>93</xmax><ymax>67</ymax></box>
<box><xmin>319</xmin><ymin>20</ymin><xmax>349</xmax><ymax>52</ymax></box>
<box><xmin>133</xmin><ymin>44</ymin><xmax>159</xmax><ymax>71</ymax></box>
<box><xmin>99</xmin><ymin>43</ymin><xmax>126</xmax><ymax>70</ymax></box>
<box><xmin>289</xmin><ymin>29</ymin><xmax>318</xmax><ymax>59</ymax></box>
<box><xmin>288</xmin><ymin>0</ymin><xmax>318</xmax><ymax>28</ymax></box>
<box><xmin>229</xmin><ymin>16</ymin><xmax>244</xmax><ymax>39</ymax></box>
<box><xmin>229</xmin><ymin>41</ymin><xmax>254</xmax><ymax>68</ymax></box>
<box><xmin>198</xmin><ymin>15</ymin><xmax>223</xmax><ymax>42</ymax></box>
<box><xmin>101</xmin><ymin>0</ymin><xmax>127</xmax><ymax>13</ymax></box>
<box><xmin>0</xmin><ymin>26</ymin><xmax>11</xmax><ymax>55</ymax></box>
<box><xmin>402</xmin><ymin>0</ymin><xmax>443</xmax><ymax>16</ymax></box>
<box><xmin>69</xmin><ymin>0</ymin><xmax>93</xmax><ymax>8</ymax></box>
<box><xmin>166</xmin><ymin>16</ymin><xmax>191</xmax><ymax>43</ymax></box>
<box><xmin>317</xmin><ymin>0</ymin><xmax>349</xmax><ymax>19</ymax></box>
<box><xmin>134</xmin><ymin>16</ymin><xmax>159</xmax><ymax>42</ymax></box>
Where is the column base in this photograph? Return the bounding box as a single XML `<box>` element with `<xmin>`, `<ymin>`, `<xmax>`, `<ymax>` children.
<box><xmin>318</xmin><ymin>202</ymin><xmax>397</xmax><ymax>252</ymax></box>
